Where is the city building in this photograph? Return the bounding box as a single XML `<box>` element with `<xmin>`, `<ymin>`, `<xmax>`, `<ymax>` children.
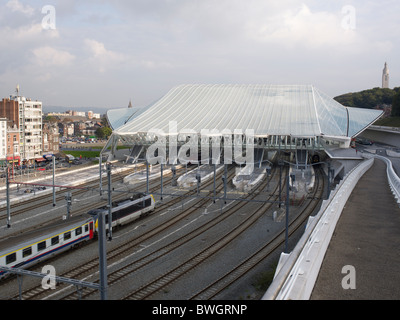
<box><xmin>6</xmin><ymin>124</ymin><xmax>20</xmax><ymax>166</ymax></box>
<box><xmin>47</xmin><ymin>112</ymin><xmax>70</xmax><ymax>117</ymax></box>
<box><xmin>0</xmin><ymin>98</ymin><xmax>19</xmax><ymax>127</ymax></box>
<box><xmin>0</xmin><ymin>87</ymin><xmax>43</xmax><ymax>163</ymax></box>
<box><xmin>382</xmin><ymin>62</ymin><xmax>390</xmax><ymax>89</ymax></box>
<box><xmin>72</xmin><ymin>111</ymin><xmax>86</xmax><ymax>117</ymax></box>
<box><xmin>42</xmin><ymin>122</ymin><xmax>60</xmax><ymax>156</ymax></box>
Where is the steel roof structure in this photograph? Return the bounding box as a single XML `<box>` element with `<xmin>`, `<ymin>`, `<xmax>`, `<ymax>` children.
<box><xmin>104</xmin><ymin>84</ymin><xmax>383</xmax><ymax>153</ymax></box>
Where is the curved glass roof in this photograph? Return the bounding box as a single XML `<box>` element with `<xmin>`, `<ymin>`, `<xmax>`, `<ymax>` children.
<box><xmin>113</xmin><ymin>84</ymin><xmax>382</xmax><ymax>139</ymax></box>
<box><xmin>106</xmin><ymin>106</ymin><xmax>147</xmax><ymax>130</ymax></box>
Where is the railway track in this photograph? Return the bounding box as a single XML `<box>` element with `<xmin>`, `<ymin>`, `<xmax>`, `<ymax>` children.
<box><xmin>0</xmin><ymin>163</ymin><xmax>187</xmax><ymax>240</ymax></box>
<box><xmin>189</xmin><ymin>168</ymin><xmax>325</xmax><ymax>300</ymax></box>
<box><xmin>0</xmin><ymin>165</ymin><xmax>143</xmax><ymax>240</ymax></box>
<box><xmin>59</xmin><ymin>166</ymin><xmax>282</xmax><ymax>300</ymax></box>
<box><xmin>4</xmin><ymin>161</ymin><xmax>324</xmax><ymax>301</ymax></box>
<box><xmin>121</xmin><ymin>167</ymin><xmax>288</xmax><ymax>300</ymax></box>
<box><xmin>8</xmin><ymin>165</ymin><xmax>234</xmax><ymax>300</ymax></box>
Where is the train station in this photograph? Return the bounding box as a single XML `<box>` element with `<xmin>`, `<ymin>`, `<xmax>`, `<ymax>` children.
<box><xmin>103</xmin><ymin>83</ymin><xmax>400</xmax><ymax>300</ymax></box>
<box><xmin>104</xmin><ymin>84</ymin><xmax>383</xmax><ymax>196</ymax></box>
<box><xmin>105</xmin><ymin>84</ymin><xmax>382</xmax><ymax>155</ymax></box>
<box><xmin>1</xmin><ymin>83</ymin><xmax>400</xmax><ymax>301</ymax></box>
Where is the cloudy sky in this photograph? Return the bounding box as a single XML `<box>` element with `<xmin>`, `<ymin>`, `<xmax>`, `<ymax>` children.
<box><xmin>0</xmin><ymin>0</ymin><xmax>398</xmax><ymax>111</ymax></box>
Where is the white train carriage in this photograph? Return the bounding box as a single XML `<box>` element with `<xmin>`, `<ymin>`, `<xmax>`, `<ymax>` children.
<box><xmin>88</xmin><ymin>193</ymin><xmax>156</xmax><ymax>230</ymax></box>
<box><xmin>0</xmin><ymin>194</ymin><xmax>154</xmax><ymax>279</ymax></box>
<box><xmin>0</xmin><ymin>215</ymin><xmax>94</xmax><ymax>278</ymax></box>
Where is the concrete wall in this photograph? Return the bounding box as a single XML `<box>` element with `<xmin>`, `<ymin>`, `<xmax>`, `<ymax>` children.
<box><xmin>361</xmin><ymin>128</ymin><xmax>400</xmax><ymax>148</ymax></box>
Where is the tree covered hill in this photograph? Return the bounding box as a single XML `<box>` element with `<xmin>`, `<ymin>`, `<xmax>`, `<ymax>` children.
<box><xmin>334</xmin><ymin>87</ymin><xmax>400</xmax><ymax>109</ymax></box>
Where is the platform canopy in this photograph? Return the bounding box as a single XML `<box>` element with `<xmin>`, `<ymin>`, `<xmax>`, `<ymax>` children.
<box><xmin>105</xmin><ymin>84</ymin><xmax>383</xmax><ymax>152</ymax></box>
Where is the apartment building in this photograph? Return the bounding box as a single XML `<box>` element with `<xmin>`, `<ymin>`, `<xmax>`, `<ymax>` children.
<box><xmin>6</xmin><ymin>124</ymin><xmax>20</xmax><ymax>165</ymax></box>
<box><xmin>0</xmin><ymin>92</ymin><xmax>43</xmax><ymax>163</ymax></box>
<box><xmin>42</xmin><ymin>122</ymin><xmax>59</xmax><ymax>155</ymax></box>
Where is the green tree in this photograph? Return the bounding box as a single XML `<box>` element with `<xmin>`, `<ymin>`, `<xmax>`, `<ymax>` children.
<box><xmin>44</xmin><ymin>115</ymin><xmax>59</xmax><ymax>123</ymax></box>
<box><xmin>392</xmin><ymin>91</ymin><xmax>400</xmax><ymax>117</ymax></box>
<box><xmin>96</xmin><ymin>127</ymin><xmax>112</xmax><ymax>139</ymax></box>
<box><xmin>335</xmin><ymin>87</ymin><xmax>400</xmax><ymax>109</ymax></box>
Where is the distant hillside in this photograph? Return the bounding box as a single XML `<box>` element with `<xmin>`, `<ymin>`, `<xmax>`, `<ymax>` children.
<box><xmin>334</xmin><ymin>87</ymin><xmax>400</xmax><ymax>109</ymax></box>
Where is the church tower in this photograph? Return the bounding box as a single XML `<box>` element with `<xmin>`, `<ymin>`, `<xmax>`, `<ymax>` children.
<box><xmin>382</xmin><ymin>62</ymin><xmax>389</xmax><ymax>88</ymax></box>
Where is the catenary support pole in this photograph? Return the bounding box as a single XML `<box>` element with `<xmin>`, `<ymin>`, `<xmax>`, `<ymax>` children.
<box><xmin>65</xmin><ymin>192</ymin><xmax>72</xmax><ymax>219</ymax></box>
<box><xmin>99</xmin><ymin>155</ymin><xmax>103</xmax><ymax>196</ymax></box>
<box><xmin>146</xmin><ymin>159</ymin><xmax>149</xmax><ymax>194</ymax></box>
<box><xmin>160</xmin><ymin>163</ymin><xmax>163</xmax><ymax>200</ymax></box>
<box><xmin>6</xmin><ymin>167</ymin><xmax>11</xmax><ymax>228</ymax></box>
<box><xmin>52</xmin><ymin>155</ymin><xmax>56</xmax><ymax>207</ymax></box>
<box><xmin>223</xmin><ymin>164</ymin><xmax>227</xmax><ymax>204</ymax></box>
<box><xmin>285</xmin><ymin>173</ymin><xmax>290</xmax><ymax>253</ymax></box>
<box><xmin>213</xmin><ymin>164</ymin><xmax>216</xmax><ymax>203</ymax></box>
<box><xmin>98</xmin><ymin>211</ymin><xmax>108</xmax><ymax>300</ymax></box>
<box><xmin>107</xmin><ymin>163</ymin><xmax>112</xmax><ymax>241</ymax></box>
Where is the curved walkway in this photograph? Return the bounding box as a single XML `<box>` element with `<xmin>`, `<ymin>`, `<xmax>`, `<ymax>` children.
<box><xmin>311</xmin><ymin>159</ymin><xmax>400</xmax><ymax>299</ymax></box>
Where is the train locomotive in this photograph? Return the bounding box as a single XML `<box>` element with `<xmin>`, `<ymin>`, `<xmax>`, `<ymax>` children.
<box><xmin>0</xmin><ymin>193</ymin><xmax>155</xmax><ymax>279</ymax></box>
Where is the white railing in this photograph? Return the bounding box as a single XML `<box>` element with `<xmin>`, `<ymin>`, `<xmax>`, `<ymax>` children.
<box><xmin>373</xmin><ymin>155</ymin><xmax>400</xmax><ymax>205</ymax></box>
<box><xmin>263</xmin><ymin>158</ymin><xmax>374</xmax><ymax>300</ymax></box>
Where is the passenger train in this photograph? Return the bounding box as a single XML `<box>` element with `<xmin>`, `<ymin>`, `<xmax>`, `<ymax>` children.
<box><xmin>0</xmin><ymin>193</ymin><xmax>155</xmax><ymax>278</ymax></box>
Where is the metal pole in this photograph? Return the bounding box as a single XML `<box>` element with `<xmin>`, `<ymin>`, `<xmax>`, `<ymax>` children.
<box><xmin>18</xmin><ymin>275</ymin><xmax>23</xmax><ymax>300</ymax></box>
<box><xmin>65</xmin><ymin>192</ymin><xmax>72</xmax><ymax>219</ymax></box>
<box><xmin>99</xmin><ymin>155</ymin><xmax>103</xmax><ymax>196</ymax></box>
<box><xmin>285</xmin><ymin>173</ymin><xmax>290</xmax><ymax>253</ymax></box>
<box><xmin>146</xmin><ymin>160</ymin><xmax>149</xmax><ymax>194</ymax></box>
<box><xmin>160</xmin><ymin>163</ymin><xmax>163</xmax><ymax>200</ymax></box>
<box><xmin>172</xmin><ymin>165</ymin><xmax>176</xmax><ymax>186</ymax></box>
<box><xmin>6</xmin><ymin>167</ymin><xmax>11</xmax><ymax>228</ymax></box>
<box><xmin>223</xmin><ymin>164</ymin><xmax>227</xmax><ymax>204</ymax></box>
<box><xmin>213</xmin><ymin>164</ymin><xmax>216</xmax><ymax>203</ymax></box>
<box><xmin>52</xmin><ymin>156</ymin><xmax>56</xmax><ymax>207</ymax></box>
<box><xmin>107</xmin><ymin>163</ymin><xmax>112</xmax><ymax>241</ymax></box>
<box><xmin>98</xmin><ymin>211</ymin><xmax>108</xmax><ymax>300</ymax></box>
<box><xmin>279</xmin><ymin>161</ymin><xmax>282</xmax><ymax>208</ymax></box>
<box><xmin>196</xmin><ymin>173</ymin><xmax>201</xmax><ymax>196</ymax></box>
<box><xmin>327</xmin><ymin>162</ymin><xmax>331</xmax><ymax>200</ymax></box>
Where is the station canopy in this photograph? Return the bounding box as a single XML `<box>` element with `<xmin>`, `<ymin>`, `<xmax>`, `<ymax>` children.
<box><xmin>108</xmin><ymin>84</ymin><xmax>383</xmax><ymax>146</ymax></box>
<box><xmin>106</xmin><ymin>106</ymin><xmax>147</xmax><ymax>130</ymax></box>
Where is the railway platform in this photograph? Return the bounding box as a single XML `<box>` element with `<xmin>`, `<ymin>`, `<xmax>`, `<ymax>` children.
<box><xmin>0</xmin><ymin>162</ymin><xmax>137</xmax><ymax>207</ymax></box>
<box><xmin>310</xmin><ymin>158</ymin><xmax>400</xmax><ymax>299</ymax></box>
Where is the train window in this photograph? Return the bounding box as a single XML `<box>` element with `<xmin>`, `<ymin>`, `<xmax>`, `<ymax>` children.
<box><xmin>6</xmin><ymin>253</ymin><xmax>16</xmax><ymax>265</ymax></box>
<box><xmin>85</xmin><ymin>224</ymin><xmax>88</xmax><ymax>233</ymax></box>
<box><xmin>22</xmin><ymin>247</ymin><xmax>32</xmax><ymax>258</ymax></box>
<box><xmin>37</xmin><ymin>241</ymin><xmax>46</xmax><ymax>251</ymax></box>
<box><xmin>64</xmin><ymin>231</ymin><xmax>71</xmax><ymax>241</ymax></box>
<box><xmin>75</xmin><ymin>227</ymin><xmax>82</xmax><ymax>236</ymax></box>
<box><xmin>51</xmin><ymin>236</ymin><xmax>59</xmax><ymax>246</ymax></box>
